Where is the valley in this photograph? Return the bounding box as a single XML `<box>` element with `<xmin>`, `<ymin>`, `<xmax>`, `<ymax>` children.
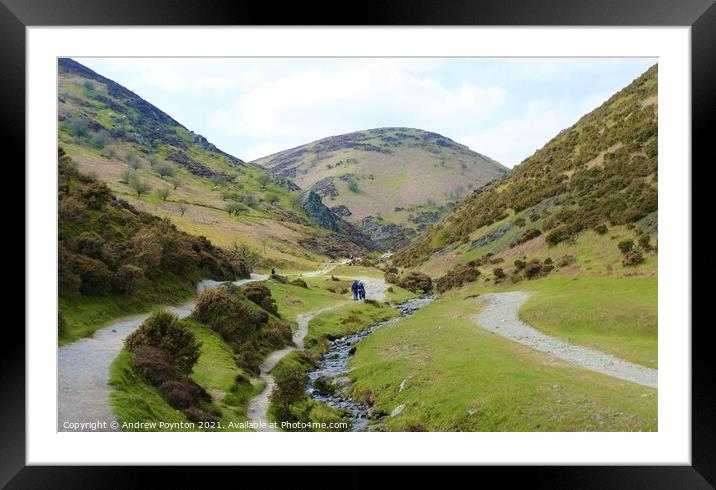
<box><xmin>57</xmin><ymin>59</ymin><xmax>659</xmax><ymax>433</ymax></box>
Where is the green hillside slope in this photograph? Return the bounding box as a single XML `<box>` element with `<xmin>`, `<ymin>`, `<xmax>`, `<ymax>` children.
<box><xmin>394</xmin><ymin>64</ymin><xmax>658</xmax><ymax>272</ymax></box>
<box><xmin>253</xmin><ymin>127</ymin><xmax>508</xmax><ymax>249</ymax></box>
<box><xmin>58</xmin><ymin>58</ymin><xmax>367</xmax><ymax>270</ymax></box>
<box><xmin>58</xmin><ymin>148</ymin><xmax>249</xmax><ymax>343</ymax></box>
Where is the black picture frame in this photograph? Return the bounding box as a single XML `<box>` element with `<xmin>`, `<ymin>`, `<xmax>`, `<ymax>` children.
<box><xmin>6</xmin><ymin>0</ymin><xmax>712</xmax><ymax>486</ymax></box>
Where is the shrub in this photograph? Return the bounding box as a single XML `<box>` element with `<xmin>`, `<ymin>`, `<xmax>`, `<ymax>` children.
<box><xmin>159</xmin><ymin>378</ymin><xmax>210</xmax><ymax>409</ymax></box>
<box><xmin>125</xmin><ymin>311</ymin><xmax>201</xmax><ymax>374</ymax></box>
<box><xmin>364</xmin><ymin>298</ymin><xmax>380</xmax><ymax>307</ymax></box>
<box><xmin>397</xmin><ymin>272</ymin><xmax>433</xmax><ymax>293</ymax></box>
<box><xmin>193</xmin><ymin>288</ymin><xmax>264</xmax><ymax>344</ymax></box>
<box><xmin>73</xmin><ymin>254</ymin><xmax>113</xmax><ymax>295</ymax></box>
<box><xmin>513</xmin><ymin>259</ymin><xmax>526</xmax><ymax>271</ymax></box>
<box><xmin>74</xmin><ymin>231</ymin><xmax>105</xmax><ymax>259</ymax></box>
<box><xmin>493</xmin><ymin>268</ymin><xmax>506</xmax><ymax>280</ymax></box>
<box><xmin>384</xmin><ymin>272</ymin><xmax>398</xmax><ymax>284</ymax></box>
<box><xmin>183</xmin><ymin>406</ymin><xmax>219</xmax><ymax>424</ymax></box>
<box><xmin>623</xmin><ymin>250</ymin><xmax>644</xmax><ymax>266</ymax></box>
<box><xmin>545</xmin><ymin>226</ymin><xmax>570</xmax><ymax>246</ymax></box>
<box><xmin>270</xmin><ymin>364</ymin><xmax>308</xmax><ymax>410</ymax></box>
<box><xmin>435</xmin><ymin>264</ymin><xmax>481</xmax><ymax>293</ymax></box>
<box><xmin>290</xmin><ymin>278</ymin><xmax>308</xmax><ymax>288</ymax></box>
<box><xmin>515</xmin><ymin>228</ymin><xmax>542</xmax><ymax>245</ymax></box>
<box><xmin>594</xmin><ymin>224</ymin><xmax>609</xmax><ymax>235</ymax></box>
<box><xmin>270</xmin><ymin>274</ymin><xmax>288</xmax><ymax>284</ymax></box>
<box><xmin>524</xmin><ymin>261</ymin><xmax>542</xmax><ymax>279</ymax></box>
<box><xmin>618</xmin><ymin>239</ymin><xmax>635</xmax><ymax>254</ymax></box>
<box><xmin>638</xmin><ymin>235</ymin><xmax>652</xmax><ymax>251</ymax></box>
<box><xmin>113</xmin><ymin>264</ymin><xmax>144</xmax><ymax>294</ymax></box>
<box><xmin>241</xmin><ymin>283</ymin><xmax>279</xmax><ymax>316</ymax></box>
<box><xmin>131</xmin><ymin>345</ymin><xmax>176</xmax><ymax>386</ymax></box>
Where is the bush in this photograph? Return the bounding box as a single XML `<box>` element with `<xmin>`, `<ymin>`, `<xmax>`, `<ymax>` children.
<box><xmin>384</xmin><ymin>272</ymin><xmax>398</xmax><ymax>284</ymax></box>
<box><xmin>622</xmin><ymin>250</ymin><xmax>644</xmax><ymax>266</ymax></box>
<box><xmin>193</xmin><ymin>287</ymin><xmax>265</xmax><ymax>344</ymax></box>
<box><xmin>290</xmin><ymin>278</ymin><xmax>308</xmax><ymax>288</ymax></box>
<box><xmin>183</xmin><ymin>406</ymin><xmax>219</xmax><ymax>424</ymax></box>
<box><xmin>131</xmin><ymin>345</ymin><xmax>176</xmax><ymax>386</ymax></box>
<box><xmin>594</xmin><ymin>224</ymin><xmax>609</xmax><ymax>235</ymax></box>
<box><xmin>514</xmin><ymin>259</ymin><xmax>526</xmax><ymax>271</ymax></box>
<box><xmin>493</xmin><ymin>268</ymin><xmax>506</xmax><ymax>280</ymax></box>
<box><xmin>73</xmin><ymin>254</ymin><xmax>113</xmax><ymax>295</ymax></box>
<box><xmin>270</xmin><ymin>364</ymin><xmax>308</xmax><ymax>409</ymax></box>
<box><xmin>125</xmin><ymin>311</ymin><xmax>201</xmax><ymax>374</ymax></box>
<box><xmin>638</xmin><ymin>235</ymin><xmax>652</xmax><ymax>251</ymax></box>
<box><xmin>113</xmin><ymin>264</ymin><xmax>144</xmax><ymax>294</ymax></box>
<box><xmin>241</xmin><ymin>283</ymin><xmax>279</xmax><ymax>316</ymax></box>
<box><xmin>159</xmin><ymin>377</ymin><xmax>210</xmax><ymax>410</ymax></box>
<box><xmin>618</xmin><ymin>239</ymin><xmax>635</xmax><ymax>254</ymax></box>
<box><xmin>397</xmin><ymin>272</ymin><xmax>433</xmax><ymax>293</ymax></box>
<box><xmin>435</xmin><ymin>264</ymin><xmax>481</xmax><ymax>293</ymax></box>
<box><xmin>270</xmin><ymin>274</ymin><xmax>288</xmax><ymax>284</ymax></box>
<box><xmin>524</xmin><ymin>260</ymin><xmax>542</xmax><ymax>279</ymax></box>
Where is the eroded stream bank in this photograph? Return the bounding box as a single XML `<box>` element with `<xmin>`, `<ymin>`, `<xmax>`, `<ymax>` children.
<box><xmin>307</xmin><ymin>295</ymin><xmax>435</xmax><ymax>431</ymax></box>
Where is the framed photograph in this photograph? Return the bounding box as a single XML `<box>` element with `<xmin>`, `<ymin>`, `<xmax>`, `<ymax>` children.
<box><xmin>9</xmin><ymin>0</ymin><xmax>712</xmax><ymax>485</ymax></box>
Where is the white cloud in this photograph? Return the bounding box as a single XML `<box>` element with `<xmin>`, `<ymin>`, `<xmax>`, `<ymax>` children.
<box><xmin>214</xmin><ymin>62</ymin><xmax>507</xmax><ymax>150</ymax></box>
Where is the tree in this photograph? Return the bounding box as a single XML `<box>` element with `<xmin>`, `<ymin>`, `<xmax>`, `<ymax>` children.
<box><xmin>119</xmin><ymin>169</ymin><xmax>134</xmax><ymax>185</ymax></box>
<box><xmin>157</xmin><ymin>164</ymin><xmax>175</xmax><ymax>179</ymax></box>
<box><xmin>257</xmin><ymin>174</ymin><xmax>271</xmax><ymax>189</ymax></box>
<box><xmin>225</xmin><ymin>202</ymin><xmax>245</xmax><ymax>216</ymax></box>
<box><xmin>156</xmin><ymin>187</ymin><xmax>171</xmax><ymax>201</ymax></box>
<box><xmin>129</xmin><ymin>176</ymin><xmax>151</xmax><ymax>197</ymax></box>
<box><xmin>269</xmin><ymin>365</ymin><xmax>307</xmax><ymax>412</ymax></box>
<box><xmin>266</xmin><ymin>193</ymin><xmax>280</xmax><ymax>205</ymax></box>
<box><xmin>126</xmin><ymin>152</ymin><xmax>141</xmax><ymax>170</ymax></box>
<box><xmin>68</xmin><ymin>117</ymin><xmax>89</xmax><ymax>138</ymax></box>
<box><xmin>89</xmin><ymin>130</ymin><xmax>109</xmax><ymax>149</ymax></box>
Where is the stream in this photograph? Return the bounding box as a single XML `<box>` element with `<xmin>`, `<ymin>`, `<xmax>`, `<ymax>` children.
<box><xmin>307</xmin><ymin>295</ymin><xmax>435</xmax><ymax>431</ymax></box>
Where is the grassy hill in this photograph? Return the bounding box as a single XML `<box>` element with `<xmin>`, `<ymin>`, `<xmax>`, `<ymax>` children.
<box><xmin>340</xmin><ymin>65</ymin><xmax>660</xmax><ymax>431</ymax></box>
<box><xmin>394</xmin><ymin>64</ymin><xmax>658</xmax><ymax>274</ymax></box>
<box><xmin>58</xmin><ymin>148</ymin><xmax>249</xmax><ymax>343</ymax></box>
<box><xmin>58</xmin><ymin>58</ymin><xmax>367</xmax><ymax>270</ymax></box>
<box><xmin>253</xmin><ymin>127</ymin><xmax>508</xmax><ymax>249</ymax></box>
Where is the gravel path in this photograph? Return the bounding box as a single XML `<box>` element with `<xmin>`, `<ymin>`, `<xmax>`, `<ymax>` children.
<box><xmin>58</xmin><ymin>274</ymin><xmax>267</xmax><ymax>432</ymax></box>
<box><xmin>246</xmin><ymin>305</ymin><xmax>340</xmax><ymax>432</ymax></box>
<box><xmin>472</xmin><ymin>291</ymin><xmax>658</xmax><ymax>388</ymax></box>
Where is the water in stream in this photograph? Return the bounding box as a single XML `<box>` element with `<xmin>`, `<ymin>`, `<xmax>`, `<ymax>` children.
<box><xmin>307</xmin><ymin>295</ymin><xmax>435</xmax><ymax>431</ymax></box>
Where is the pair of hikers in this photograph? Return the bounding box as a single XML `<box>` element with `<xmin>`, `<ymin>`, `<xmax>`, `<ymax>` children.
<box><xmin>351</xmin><ymin>280</ymin><xmax>366</xmax><ymax>301</ymax></box>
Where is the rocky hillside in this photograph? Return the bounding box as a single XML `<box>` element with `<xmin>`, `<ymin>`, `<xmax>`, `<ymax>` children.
<box><xmin>58</xmin><ymin>58</ymin><xmax>368</xmax><ymax>269</ymax></box>
<box><xmin>253</xmin><ymin>127</ymin><xmax>507</xmax><ymax>249</ymax></box>
<box><xmin>394</xmin><ymin>64</ymin><xmax>658</xmax><ymax>276</ymax></box>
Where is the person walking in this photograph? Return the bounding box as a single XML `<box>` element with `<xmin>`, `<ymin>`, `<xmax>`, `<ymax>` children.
<box><xmin>358</xmin><ymin>281</ymin><xmax>366</xmax><ymax>301</ymax></box>
<box><xmin>351</xmin><ymin>280</ymin><xmax>359</xmax><ymax>300</ymax></box>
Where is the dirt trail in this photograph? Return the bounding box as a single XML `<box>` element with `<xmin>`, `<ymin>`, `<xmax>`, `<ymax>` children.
<box><xmin>472</xmin><ymin>291</ymin><xmax>658</xmax><ymax>388</ymax></box>
<box><xmin>246</xmin><ymin>305</ymin><xmax>340</xmax><ymax>432</ymax></box>
<box><xmin>245</xmin><ymin>270</ymin><xmax>388</xmax><ymax>431</ymax></box>
<box><xmin>57</xmin><ymin>274</ymin><xmax>267</xmax><ymax>431</ymax></box>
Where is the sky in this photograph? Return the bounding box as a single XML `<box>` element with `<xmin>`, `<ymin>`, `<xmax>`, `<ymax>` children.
<box><xmin>76</xmin><ymin>57</ymin><xmax>655</xmax><ymax>168</ymax></box>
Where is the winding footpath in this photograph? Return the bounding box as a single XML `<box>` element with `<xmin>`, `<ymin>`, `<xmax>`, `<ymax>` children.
<box><xmin>472</xmin><ymin>291</ymin><xmax>658</xmax><ymax>388</ymax></box>
<box><xmin>245</xmin><ymin>273</ymin><xmax>389</xmax><ymax>431</ymax></box>
<box><xmin>57</xmin><ymin>274</ymin><xmax>268</xmax><ymax>431</ymax></box>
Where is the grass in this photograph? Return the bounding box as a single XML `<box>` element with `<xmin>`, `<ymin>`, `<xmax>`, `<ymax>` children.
<box><xmin>348</xmin><ymin>286</ymin><xmax>657</xmax><ymax>432</ymax></box>
<box><xmin>109</xmin><ymin>348</ymin><xmax>195</xmax><ymax>431</ymax></box>
<box><xmin>513</xmin><ymin>275</ymin><xmax>657</xmax><ymax>368</ymax></box>
<box><xmin>59</xmin><ymin>277</ymin><xmax>194</xmax><ymax>345</ymax></box>
<box><xmin>108</xmin><ymin>318</ymin><xmax>264</xmax><ymax>431</ymax></box>
<box><xmin>304</xmin><ymin>300</ymin><xmax>399</xmax><ymax>347</ymax></box>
